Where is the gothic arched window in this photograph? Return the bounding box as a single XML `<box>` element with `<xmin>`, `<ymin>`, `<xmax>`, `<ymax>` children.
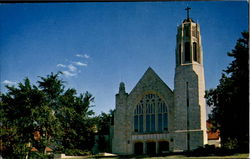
<box><xmin>134</xmin><ymin>104</ymin><xmax>143</xmax><ymax>132</ymax></box>
<box><xmin>146</xmin><ymin>101</ymin><xmax>155</xmax><ymax>132</ymax></box>
<box><xmin>193</xmin><ymin>42</ymin><xmax>198</xmax><ymax>62</ymax></box>
<box><xmin>158</xmin><ymin>102</ymin><xmax>168</xmax><ymax>132</ymax></box>
<box><xmin>185</xmin><ymin>42</ymin><xmax>191</xmax><ymax>62</ymax></box>
<box><xmin>134</xmin><ymin>94</ymin><xmax>168</xmax><ymax>133</ymax></box>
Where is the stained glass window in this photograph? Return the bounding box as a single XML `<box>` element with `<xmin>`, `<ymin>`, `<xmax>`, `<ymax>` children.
<box><xmin>134</xmin><ymin>93</ymin><xmax>168</xmax><ymax>133</ymax></box>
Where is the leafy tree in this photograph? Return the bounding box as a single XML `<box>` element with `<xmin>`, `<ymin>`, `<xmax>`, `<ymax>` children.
<box><xmin>1</xmin><ymin>78</ymin><xmax>51</xmax><ymax>157</ymax></box>
<box><xmin>37</xmin><ymin>72</ymin><xmax>96</xmax><ymax>153</ymax></box>
<box><xmin>1</xmin><ymin>72</ymin><xmax>96</xmax><ymax>157</ymax></box>
<box><xmin>205</xmin><ymin>32</ymin><xmax>249</xmax><ymax>151</ymax></box>
<box><xmin>36</xmin><ymin>72</ymin><xmax>65</xmax><ymax>152</ymax></box>
<box><xmin>38</xmin><ymin>72</ymin><xmax>64</xmax><ymax>111</ymax></box>
<box><xmin>59</xmin><ymin>90</ymin><xmax>96</xmax><ymax>153</ymax></box>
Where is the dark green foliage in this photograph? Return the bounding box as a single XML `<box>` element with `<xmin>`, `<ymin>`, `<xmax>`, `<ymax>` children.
<box><xmin>1</xmin><ymin>72</ymin><xmax>96</xmax><ymax>157</ymax></box>
<box><xmin>64</xmin><ymin>149</ymin><xmax>91</xmax><ymax>156</ymax></box>
<box><xmin>187</xmin><ymin>145</ymin><xmax>235</xmax><ymax>157</ymax></box>
<box><xmin>95</xmin><ymin>110</ymin><xmax>114</xmax><ymax>153</ymax></box>
<box><xmin>205</xmin><ymin>32</ymin><xmax>249</xmax><ymax>151</ymax></box>
<box><xmin>58</xmin><ymin>89</ymin><xmax>96</xmax><ymax>151</ymax></box>
<box><xmin>28</xmin><ymin>152</ymin><xmax>53</xmax><ymax>159</ymax></box>
<box><xmin>1</xmin><ymin>78</ymin><xmax>51</xmax><ymax>157</ymax></box>
<box><xmin>97</xmin><ymin>110</ymin><xmax>114</xmax><ymax>135</ymax></box>
<box><xmin>38</xmin><ymin>72</ymin><xmax>64</xmax><ymax>103</ymax></box>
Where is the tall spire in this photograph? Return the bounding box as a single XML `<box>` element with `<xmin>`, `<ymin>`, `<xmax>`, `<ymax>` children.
<box><xmin>185</xmin><ymin>7</ymin><xmax>191</xmax><ymax>19</ymax></box>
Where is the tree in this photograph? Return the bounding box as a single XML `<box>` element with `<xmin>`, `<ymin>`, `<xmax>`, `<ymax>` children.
<box><xmin>205</xmin><ymin>32</ymin><xmax>249</xmax><ymax>151</ymax></box>
<box><xmin>0</xmin><ymin>78</ymin><xmax>55</xmax><ymax>157</ymax></box>
<box><xmin>37</xmin><ymin>72</ymin><xmax>96</xmax><ymax>154</ymax></box>
<box><xmin>59</xmin><ymin>89</ymin><xmax>96</xmax><ymax>153</ymax></box>
<box><xmin>36</xmin><ymin>72</ymin><xmax>65</xmax><ymax>152</ymax></box>
<box><xmin>1</xmin><ymin>72</ymin><xmax>96</xmax><ymax>157</ymax></box>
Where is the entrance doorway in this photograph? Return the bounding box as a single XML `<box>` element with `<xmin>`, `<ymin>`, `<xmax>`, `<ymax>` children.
<box><xmin>134</xmin><ymin>142</ymin><xmax>143</xmax><ymax>155</ymax></box>
<box><xmin>158</xmin><ymin>141</ymin><xmax>169</xmax><ymax>154</ymax></box>
<box><xmin>146</xmin><ymin>142</ymin><xmax>156</xmax><ymax>154</ymax></box>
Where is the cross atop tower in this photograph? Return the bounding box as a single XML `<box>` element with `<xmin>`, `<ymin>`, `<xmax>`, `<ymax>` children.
<box><xmin>185</xmin><ymin>7</ymin><xmax>191</xmax><ymax>19</ymax></box>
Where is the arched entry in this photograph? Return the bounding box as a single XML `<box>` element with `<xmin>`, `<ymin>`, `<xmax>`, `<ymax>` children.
<box><xmin>146</xmin><ymin>142</ymin><xmax>156</xmax><ymax>154</ymax></box>
<box><xmin>134</xmin><ymin>142</ymin><xmax>143</xmax><ymax>155</ymax></box>
<box><xmin>158</xmin><ymin>141</ymin><xmax>169</xmax><ymax>154</ymax></box>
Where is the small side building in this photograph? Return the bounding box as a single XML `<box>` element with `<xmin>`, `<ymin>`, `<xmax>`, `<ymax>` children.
<box><xmin>207</xmin><ymin>121</ymin><xmax>221</xmax><ymax>147</ymax></box>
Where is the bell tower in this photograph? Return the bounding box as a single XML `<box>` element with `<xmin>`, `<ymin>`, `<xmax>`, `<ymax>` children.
<box><xmin>174</xmin><ymin>7</ymin><xmax>207</xmax><ymax>151</ymax></box>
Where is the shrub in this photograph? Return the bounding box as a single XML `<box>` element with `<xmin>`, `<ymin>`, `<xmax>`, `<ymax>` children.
<box><xmin>64</xmin><ymin>149</ymin><xmax>91</xmax><ymax>156</ymax></box>
<box><xmin>187</xmin><ymin>145</ymin><xmax>235</xmax><ymax>156</ymax></box>
<box><xmin>29</xmin><ymin>152</ymin><xmax>53</xmax><ymax>159</ymax></box>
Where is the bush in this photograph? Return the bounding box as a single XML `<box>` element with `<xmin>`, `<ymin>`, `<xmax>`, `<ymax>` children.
<box><xmin>29</xmin><ymin>152</ymin><xmax>53</xmax><ymax>159</ymax></box>
<box><xmin>186</xmin><ymin>145</ymin><xmax>235</xmax><ymax>156</ymax></box>
<box><xmin>64</xmin><ymin>149</ymin><xmax>91</xmax><ymax>156</ymax></box>
<box><xmin>223</xmin><ymin>138</ymin><xmax>239</xmax><ymax>150</ymax></box>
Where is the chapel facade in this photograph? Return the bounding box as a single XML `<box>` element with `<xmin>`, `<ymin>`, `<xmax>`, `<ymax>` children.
<box><xmin>112</xmin><ymin>9</ymin><xmax>207</xmax><ymax>154</ymax></box>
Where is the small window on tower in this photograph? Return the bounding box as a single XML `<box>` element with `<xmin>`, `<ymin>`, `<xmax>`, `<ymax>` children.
<box><xmin>193</xmin><ymin>42</ymin><xmax>198</xmax><ymax>62</ymax></box>
<box><xmin>185</xmin><ymin>42</ymin><xmax>191</xmax><ymax>62</ymax></box>
<box><xmin>184</xmin><ymin>25</ymin><xmax>190</xmax><ymax>36</ymax></box>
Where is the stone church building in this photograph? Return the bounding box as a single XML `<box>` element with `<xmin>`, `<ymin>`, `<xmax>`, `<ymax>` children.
<box><xmin>112</xmin><ymin>10</ymin><xmax>207</xmax><ymax>154</ymax></box>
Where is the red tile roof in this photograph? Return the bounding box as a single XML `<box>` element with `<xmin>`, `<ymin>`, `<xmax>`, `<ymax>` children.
<box><xmin>30</xmin><ymin>147</ymin><xmax>53</xmax><ymax>152</ymax></box>
<box><xmin>207</xmin><ymin>121</ymin><xmax>220</xmax><ymax>140</ymax></box>
<box><xmin>31</xmin><ymin>147</ymin><xmax>38</xmax><ymax>152</ymax></box>
<box><xmin>45</xmin><ymin>147</ymin><xmax>53</xmax><ymax>152</ymax></box>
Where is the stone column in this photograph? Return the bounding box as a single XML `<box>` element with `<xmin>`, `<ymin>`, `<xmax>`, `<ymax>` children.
<box><xmin>156</xmin><ymin>141</ymin><xmax>159</xmax><ymax>154</ymax></box>
<box><xmin>143</xmin><ymin>141</ymin><xmax>146</xmax><ymax>154</ymax></box>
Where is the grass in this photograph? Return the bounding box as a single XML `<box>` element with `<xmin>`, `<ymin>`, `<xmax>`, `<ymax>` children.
<box><xmin>89</xmin><ymin>153</ymin><xmax>249</xmax><ymax>159</ymax></box>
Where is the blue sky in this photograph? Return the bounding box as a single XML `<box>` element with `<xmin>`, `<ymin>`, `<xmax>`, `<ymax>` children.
<box><xmin>0</xmin><ymin>1</ymin><xmax>248</xmax><ymax>116</ymax></box>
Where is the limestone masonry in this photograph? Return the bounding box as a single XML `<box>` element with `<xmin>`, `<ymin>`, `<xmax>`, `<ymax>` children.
<box><xmin>112</xmin><ymin>11</ymin><xmax>207</xmax><ymax>155</ymax></box>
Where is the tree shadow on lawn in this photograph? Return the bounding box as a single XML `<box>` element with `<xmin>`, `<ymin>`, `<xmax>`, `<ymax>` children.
<box><xmin>93</xmin><ymin>146</ymin><xmax>248</xmax><ymax>159</ymax></box>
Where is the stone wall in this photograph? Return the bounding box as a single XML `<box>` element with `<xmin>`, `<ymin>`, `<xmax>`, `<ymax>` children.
<box><xmin>112</xmin><ymin>68</ymin><xmax>175</xmax><ymax>155</ymax></box>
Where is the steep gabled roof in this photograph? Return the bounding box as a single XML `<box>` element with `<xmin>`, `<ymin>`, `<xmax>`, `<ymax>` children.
<box><xmin>129</xmin><ymin>67</ymin><xmax>173</xmax><ymax>95</ymax></box>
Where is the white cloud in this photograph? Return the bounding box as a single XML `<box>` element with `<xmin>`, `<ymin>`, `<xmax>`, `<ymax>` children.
<box><xmin>62</xmin><ymin>71</ymin><xmax>76</xmax><ymax>77</ymax></box>
<box><xmin>76</xmin><ymin>54</ymin><xmax>84</xmax><ymax>57</ymax></box>
<box><xmin>76</xmin><ymin>54</ymin><xmax>90</xmax><ymax>59</ymax></box>
<box><xmin>84</xmin><ymin>54</ymin><xmax>90</xmax><ymax>59</ymax></box>
<box><xmin>73</xmin><ymin>62</ymin><xmax>87</xmax><ymax>67</ymax></box>
<box><xmin>57</xmin><ymin>64</ymin><xmax>66</xmax><ymax>68</ymax></box>
<box><xmin>57</xmin><ymin>54</ymin><xmax>90</xmax><ymax>78</ymax></box>
<box><xmin>2</xmin><ymin>80</ymin><xmax>17</xmax><ymax>85</ymax></box>
<box><xmin>68</xmin><ymin>64</ymin><xmax>77</xmax><ymax>72</ymax></box>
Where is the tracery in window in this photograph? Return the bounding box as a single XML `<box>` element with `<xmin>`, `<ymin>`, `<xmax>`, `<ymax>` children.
<box><xmin>146</xmin><ymin>103</ymin><xmax>155</xmax><ymax>132</ymax></box>
<box><xmin>134</xmin><ymin>93</ymin><xmax>168</xmax><ymax>133</ymax></box>
<box><xmin>134</xmin><ymin>104</ymin><xmax>143</xmax><ymax>132</ymax></box>
<box><xmin>158</xmin><ymin>102</ymin><xmax>168</xmax><ymax>132</ymax></box>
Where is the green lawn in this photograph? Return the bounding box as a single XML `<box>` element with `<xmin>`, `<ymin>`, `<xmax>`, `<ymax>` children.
<box><xmin>89</xmin><ymin>153</ymin><xmax>249</xmax><ymax>159</ymax></box>
<box><xmin>142</xmin><ymin>153</ymin><xmax>249</xmax><ymax>159</ymax></box>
